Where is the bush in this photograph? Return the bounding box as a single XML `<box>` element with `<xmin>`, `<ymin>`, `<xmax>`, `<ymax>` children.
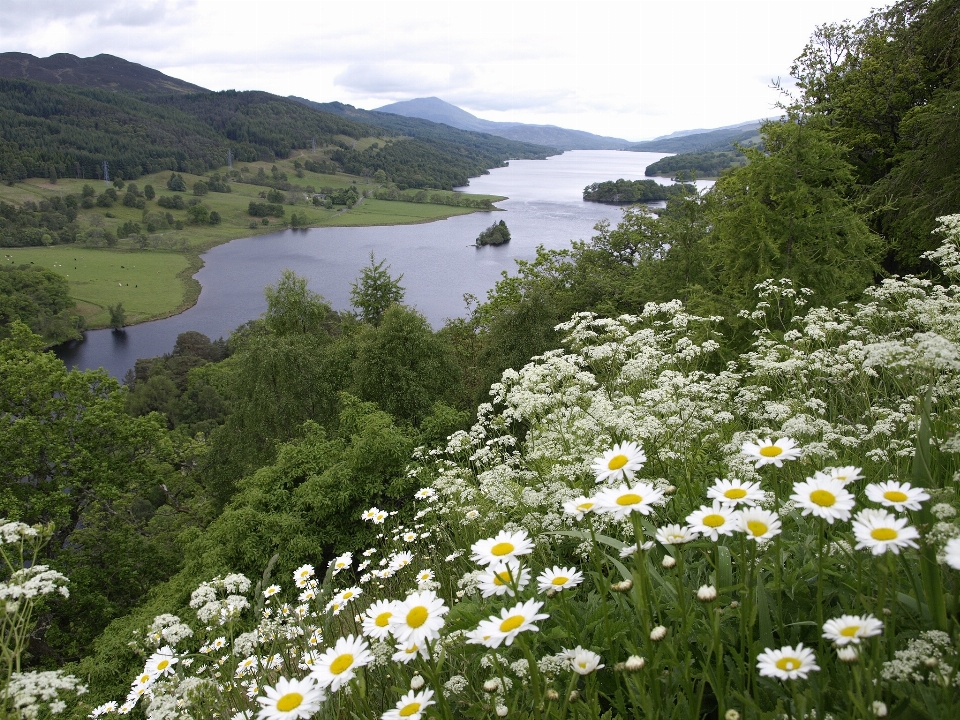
<box><xmin>166</xmin><ymin>173</ymin><xmax>187</xmax><ymax>192</ymax></box>
<box><xmin>247</xmin><ymin>202</ymin><xmax>284</xmax><ymax>218</ymax></box>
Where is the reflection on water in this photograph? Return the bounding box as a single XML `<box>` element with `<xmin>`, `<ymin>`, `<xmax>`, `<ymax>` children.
<box><xmin>56</xmin><ymin>151</ymin><xmax>711</xmax><ymax>378</ymax></box>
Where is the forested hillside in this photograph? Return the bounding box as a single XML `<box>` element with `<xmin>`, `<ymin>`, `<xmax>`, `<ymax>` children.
<box><xmin>3</xmin><ymin>2</ymin><xmax>960</xmax><ymax>719</ymax></box>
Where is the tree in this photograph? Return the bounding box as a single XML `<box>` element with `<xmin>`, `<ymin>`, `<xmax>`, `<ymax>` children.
<box><xmin>166</xmin><ymin>173</ymin><xmax>187</xmax><ymax>192</ymax></box>
<box><xmin>143</xmin><ymin>184</ymin><xmax>155</xmax><ymax>200</ymax></box>
<box><xmin>192</xmin><ymin>180</ymin><xmax>209</xmax><ymax>196</ymax></box>
<box><xmin>186</xmin><ymin>204</ymin><xmax>210</xmax><ymax>225</ymax></box>
<box><xmin>349</xmin><ymin>253</ymin><xmax>405</xmax><ymax>326</ymax></box>
<box><xmin>108</xmin><ymin>302</ymin><xmax>126</xmax><ymax>330</ymax></box>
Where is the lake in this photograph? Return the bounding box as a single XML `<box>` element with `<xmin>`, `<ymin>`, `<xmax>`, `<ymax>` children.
<box><xmin>56</xmin><ymin>151</ymin><xmax>709</xmax><ymax>378</ymax></box>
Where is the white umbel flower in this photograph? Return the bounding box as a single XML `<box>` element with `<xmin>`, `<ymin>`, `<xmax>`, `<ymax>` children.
<box><xmin>852</xmin><ymin>509</ymin><xmax>920</xmax><ymax>555</ymax></box>
<box><xmin>708</xmin><ymin>479</ymin><xmax>764</xmax><ymax>507</ymax></box>
<box><xmin>471</xmin><ymin>529</ymin><xmax>535</xmax><ymax>566</ymax></box>
<box><xmin>741</xmin><ymin>437</ymin><xmax>801</xmax><ymax>468</ymax></box>
<box><xmin>756</xmin><ymin>643</ymin><xmax>820</xmax><ymax>681</ymax></box>
<box><xmin>821</xmin><ymin>614</ymin><xmax>883</xmax><ymax>646</ymax></box>
<box><xmin>790</xmin><ymin>474</ymin><xmax>856</xmax><ymax>524</ymax></box>
<box><xmin>593</xmin><ymin>482</ymin><xmax>664</xmax><ymax>519</ymax></box>
<box><xmin>256</xmin><ymin>676</ymin><xmax>326</xmax><ymax>720</ymax></box>
<box><xmin>309</xmin><ymin>634</ymin><xmax>374</xmax><ymax>691</ymax></box>
<box><xmin>865</xmin><ymin>481</ymin><xmax>930</xmax><ymax>512</ymax></box>
<box><xmin>591</xmin><ymin>441</ymin><xmax>646</xmax><ymax>483</ymax></box>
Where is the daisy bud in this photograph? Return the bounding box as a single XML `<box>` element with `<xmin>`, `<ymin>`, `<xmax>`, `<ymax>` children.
<box><xmin>568</xmin><ymin>691</ymin><xmax>580</xmax><ymax>703</ymax></box>
<box><xmin>410</xmin><ymin>674</ymin><xmax>424</xmax><ymax>690</ymax></box>
<box><xmin>545</xmin><ymin>689</ymin><xmax>559</xmax><ymax>701</ymax></box>
<box><xmin>837</xmin><ymin>646</ymin><xmax>859</xmax><ymax>663</ymax></box>
<box><xmin>611</xmin><ymin>579</ymin><xmax>633</xmax><ymax>593</ymax></box>
<box><xmin>496</xmin><ymin>705</ymin><xmax>508</xmax><ymax>717</ymax></box>
<box><xmin>650</xmin><ymin>626</ymin><xmax>668</xmax><ymax>642</ymax></box>
<box><xmin>725</xmin><ymin>711</ymin><xmax>741</xmax><ymax>720</ymax></box>
<box><xmin>665</xmin><ymin>485</ymin><xmax>677</xmax><ymax>495</ymax></box>
<box><xmin>697</xmin><ymin>585</ymin><xmax>718</xmax><ymax>602</ymax></box>
<box><xmin>661</xmin><ymin>556</ymin><xmax>677</xmax><ymax>569</ymax></box>
<box><xmin>546</xmin><ymin>588</ymin><xmax>557</xmax><ymax>598</ymax></box>
<box><xmin>624</xmin><ymin>655</ymin><xmax>646</xmax><ymax>671</ymax></box>
<box><xmin>882</xmin><ymin>607</ymin><xmax>891</xmax><ymax>615</ymax></box>
<box><xmin>729</xmin><ymin>601</ymin><xmax>739</xmax><ymax>609</ymax></box>
<box><xmin>872</xmin><ymin>701</ymin><xmax>887</xmax><ymax>717</ymax></box>
<box><xmin>924</xmin><ymin>657</ymin><xmax>938</xmax><ymax>668</ymax></box>
<box><xmin>483</xmin><ymin>680</ymin><xmax>499</xmax><ymax>694</ymax></box>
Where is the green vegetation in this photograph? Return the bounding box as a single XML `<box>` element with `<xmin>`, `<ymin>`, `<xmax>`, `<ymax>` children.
<box><xmin>0</xmin><ymin>263</ymin><xmax>82</xmax><ymax>344</ymax></box>
<box><xmin>475</xmin><ymin>219</ymin><xmax>511</xmax><ymax>246</ymax></box>
<box><xmin>644</xmin><ymin>150</ymin><xmax>748</xmax><ymax>178</ymax></box>
<box><xmin>583</xmin><ymin>178</ymin><xmax>694</xmax><ymax>204</ymax></box>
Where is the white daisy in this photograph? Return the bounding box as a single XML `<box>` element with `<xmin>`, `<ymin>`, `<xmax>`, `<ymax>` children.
<box><xmin>309</xmin><ymin>635</ymin><xmax>374</xmax><ymax>691</ymax></box>
<box><xmin>414</xmin><ymin>488</ymin><xmax>436</xmax><ymax>501</ymax></box>
<box><xmin>865</xmin><ymin>481</ymin><xmax>930</xmax><ymax>512</ymax></box>
<box><xmin>403</xmin><ymin>532</ymin><xmax>417</xmax><ymax>543</ymax></box>
<box><xmin>391</xmin><ymin>641</ymin><xmax>429</xmax><ymax>664</ymax></box>
<box><xmin>263</xmin><ymin>584</ymin><xmax>281</xmax><ymax>599</ymax></box>
<box><xmin>686</xmin><ymin>502</ymin><xmax>737</xmax><ymax>541</ymax></box>
<box><xmin>469</xmin><ymin>599</ymin><xmax>549</xmax><ymax>648</ymax></box>
<box><xmin>563</xmin><ymin>496</ymin><xmax>596</xmax><ymax>520</ymax></box>
<box><xmin>389</xmin><ymin>590</ymin><xmax>449</xmax><ymax>646</ymax></box>
<box><xmin>756</xmin><ymin>643</ymin><xmax>819</xmax><ymax>681</ymax></box>
<box><xmin>416</xmin><ymin>569</ymin><xmax>435</xmax><ymax>584</ymax></box>
<box><xmin>591</xmin><ymin>441</ymin><xmax>646</xmax><ymax>483</ymax></box>
<box><xmin>255</xmin><ymin>676</ymin><xmax>325</xmax><ymax>720</ymax></box>
<box><xmin>383</xmin><ymin>688</ymin><xmax>435</xmax><ymax>720</ymax></box>
<box><xmin>655</xmin><ymin>523</ymin><xmax>697</xmax><ymax>545</ymax></box>
<box><xmin>389</xmin><ymin>551</ymin><xmax>414</xmax><ymax>571</ymax></box>
<box><xmin>736</xmin><ymin>508</ymin><xmax>782</xmax><ymax>543</ymax></box>
<box><xmin>821</xmin><ymin>614</ymin><xmax>883</xmax><ymax>646</ymax></box>
<box><xmin>592</xmin><ymin>482</ymin><xmax>664</xmax><ymax>519</ymax></box>
<box><xmin>536</xmin><ymin>566</ymin><xmax>584</xmax><ymax>593</ymax></box>
<box><xmin>470</xmin><ymin>529</ymin><xmax>535</xmax><ymax>566</ymax></box>
<box><xmin>331</xmin><ymin>553</ymin><xmax>352</xmax><ymax>574</ymax></box>
<box><xmin>361</xmin><ymin>600</ymin><xmax>400</xmax><ymax>641</ymax></box>
<box><xmin>741</xmin><ymin>437</ymin><xmax>802</xmax><ymax>468</ymax></box>
<box><xmin>828</xmin><ymin>466</ymin><xmax>864</xmax><ymax>485</ymax></box>
<box><xmin>372</xmin><ymin>510</ymin><xmax>388</xmax><ymax>524</ymax></box>
<box><xmin>464</xmin><ymin>509</ymin><xmax>481</xmax><ymax>520</ymax></box>
<box><xmin>144</xmin><ymin>646</ymin><xmax>178</xmax><ymax>677</ymax></box>
<box><xmin>565</xmin><ymin>646</ymin><xmax>604</xmax><ymax>675</ymax></box>
<box><xmin>293</xmin><ymin>565</ymin><xmax>315</xmax><ymax>588</ymax></box>
<box><xmin>790</xmin><ymin>474</ymin><xmax>856</xmax><ymax>524</ymax></box>
<box><xmin>361</xmin><ymin>508</ymin><xmax>379</xmax><ymax>522</ymax></box>
<box><xmin>335</xmin><ymin>587</ymin><xmax>362</xmax><ymax>605</ymax></box>
<box><xmin>478</xmin><ymin>561</ymin><xmax>531</xmax><ymax>598</ymax></box>
<box><xmin>944</xmin><ymin>537</ymin><xmax>960</xmax><ymax>570</ymax></box>
<box><xmin>707</xmin><ymin>478</ymin><xmax>764</xmax><ymax>507</ymax></box>
<box><xmin>852</xmin><ymin>509</ymin><xmax>920</xmax><ymax>555</ymax></box>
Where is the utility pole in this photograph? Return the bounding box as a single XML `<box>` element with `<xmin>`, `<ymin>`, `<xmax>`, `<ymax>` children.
<box><xmin>103</xmin><ymin>160</ymin><xmax>110</xmax><ymax>185</ymax></box>
<box><xmin>227</xmin><ymin>148</ymin><xmax>233</xmax><ymax>170</ymax></box>
<box><xmin>312</xmin><ymin>137</ymin><xmax>316</xmax><ymax>152</ymax></box>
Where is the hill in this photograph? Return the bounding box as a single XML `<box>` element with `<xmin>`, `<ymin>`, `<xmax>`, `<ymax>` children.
<box><xmin>0</xmin><ymin>52</ymin><xmax>208</xmax><ymax>94</ymax></box>
<box><xmin>625</xmin><ymin>120</ymin><xmax>764</xmax><ymax>153</ymax></box>
<box><xmin>373</xmin><ymin>96</ymin><xmax>631</xmax><ymax>151</ymax></box>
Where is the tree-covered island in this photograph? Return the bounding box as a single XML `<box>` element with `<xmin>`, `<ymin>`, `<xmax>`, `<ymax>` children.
<box><xmin>582</xmin><ymin>178</ymin><xmax>694</xmax><ymax>204</ymax></box>
<box><xmin>474</xmin><ymin>219</ymin><xmax>511</xmax><ymax>246</ymax></box>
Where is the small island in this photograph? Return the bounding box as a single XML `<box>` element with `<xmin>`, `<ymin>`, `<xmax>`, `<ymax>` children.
<box><xmin>582</xmin><ymin>178</ymin><xmax>694</xmax><ymax>204</ymax></box>
<box><xmin>475</xmin><ymin>219</ymin><xmax>511</xmax><ymax>246</ymax></box>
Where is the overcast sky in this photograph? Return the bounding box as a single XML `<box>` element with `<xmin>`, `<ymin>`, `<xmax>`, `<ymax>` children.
<box><xmin>1</xmin><ymin>0</ymin><xmax>882</xmax><ymax>141</ymax></box>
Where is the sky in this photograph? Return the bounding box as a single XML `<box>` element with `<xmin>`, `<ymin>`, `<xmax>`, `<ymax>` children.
<box><xmin>0</xmin><ymin>0</ymin><xmax>883</xmax><ymax>141</ymax></box>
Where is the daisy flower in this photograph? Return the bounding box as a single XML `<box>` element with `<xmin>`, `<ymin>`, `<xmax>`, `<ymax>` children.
<box><xmin>655</xmin><ymin>523</ymin><xmax>697</xmax><ymax>545</ymax></box>
<box><xmin>562</xmin><ymin>496</ymin><xmax>595</xmax><ymax>520</ymax></box>
<box><xmin>591</xmin><ymin>441</ymin><xmax>646</xmax><ymax>483</ymax></box>
<box><xmin>564</xmin><ymin>646</ymin><xmax>604</xmax><ymax>675</ymax></box>
<box><xmin>944</xmin><ymin>537</ymin><xmax>960</xmax><ymax>570</ymax></box>
<box><xmin>593</xmin><ymin>482</ymin><xmax>664</xmax><ymax>519</ymax></box>
<box><xmin>821</xmin><ymin>614</ymin><xmax>883</xmax><ymax>646</ymax></box>
<box><xmin>389</xmin><ymin>590</ymin><xmax>449</xmax><ymax>646</ymax></box>
<box><xmin>478</xmin><ymin>561</ymin><xmax>531</xmax><ymax>598</ymax></box>
<box><xmin>144</xmin><ymin>646</ymin><xmax>178</xmax><ymax>677</ymax></box>
<box><xmin>736</xmin><ymin>508</ymin><xmax>782</xmax><ymax>543</ymax></box>
<box><xmin>293</xmin><ymin>565</ymin><xmax>315</xmax><ymax>588</ymax></box>
<box><xmin>416</xmin><ymin>569</ymin><xmax>434</xmax><ymax>584</ymax></box>
<box><xmin>708</xmin><ymin>478</ymin><xmax>764</xmax><ymax>507</ymax></box>
<box><xmin>825</xmin><ymin>466</ymin><xmax>863</xmax><ymax>484</ymax></box>
<box><xmin>255</xmin><ymin>676</ymin><xmax>325</xmax><ymax>720</ymax></box>
<box><xmin>392</xmin><ymin>641</ymin><xmax>429</xmax><ymax>664</ymax></box>
<box><xmin>790</xmin><ymin>474</ymin><xmax>856</xmax><ymax>524</ymax></box>
<box><xmin>263</xmin><ymin>585</ymin><xmax>281</xmax><ymax>599</ymax></box>
<box><xmin>469</xmin><ymin>599</ymin><xmax>549</xmax><ymax>648</ymax></box>
<box><xmin>471</xmin><ymin>529</ymin><xmax>535</xmax><ymax>566</ymax></box>
<box><xmin>383</xmin><ymin>688</ymin><xmax>435</xmax><ymax>720</ymax></box>
<box><xmin>686</xmin><ymin>502</ymin><xmax>737</xmax><ymax>541</ymax></box>
<box><xmin>414</xmin><ymin>488</ymin><xmax>436</xmax><ymax>501</ymax></box>
<box><xmin>335</xmin><ymin>587</ymin><xmax>362</xmax><ymax>604</ymax></box>
<box><xmin>402</xmin><ymin>532</ymin><xmax>418</xmax><ymax>543</ymax></box>
<box><xmin>865</xmin><ymin>481</ymin><xmax>930</xmax><ymax>512</ymax></box>
<box><xmin>361</xmin><ymin>508</ymin><xmax>379</xmax><ymax>522</ymax></box>
<box><xmin>389</xmin><ymin>551</ymin><xmax>414</xmax><ymax>571</ymax></box>
<box><xmin>756</xmin><ymin>643</ymin><xmax>820</xmax><ymax>681</ymax></box>
<box><xmin>741</xmin><ymin>437</ymin><xmax>801</xmax><ymax>468</ymax></box>
<box><xmin>372</xmin><ymin>510</ymin><xmax>388</xmax><ymax>524</ymax></box>
<box><xmin>361</xmin><ymin>600</ymin><xmax>399</xmax><ymax>641</ymax></box>
<box><xmin>852</xmin><ymin>509</ymin><xmax>920</xmax><ymax>555</ymax></box>
<box><xmin>331</xmin><ymin>553</ymin><xmax>352</xmax><ymax>574</ymax></box>
<box><xmin>537</xmin><ymin>566</ymin><xmax>584</xmax><ymax>593</ymax></box>
<box><xmin>309</xmin><ymin>635</ymin><xmax>374</xmax><ymax>691</ymax></box>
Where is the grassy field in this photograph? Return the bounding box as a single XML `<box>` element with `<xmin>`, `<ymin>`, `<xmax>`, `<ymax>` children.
<box><xmin>1</xmin><ymin>154</ymin><xmax>506</xmax><ymax>328</ymax></box>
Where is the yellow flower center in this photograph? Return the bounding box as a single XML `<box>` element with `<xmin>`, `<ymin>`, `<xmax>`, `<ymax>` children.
<box><xmin>500</xmin><ymin>615</ymin><xmax>526</xmax><ymax>633</ymax></box>
<box><xmin>617</xmin><ymin>493</ymin><xmax>642</xmax><ymax>506</ymax></box>
<box><xmin>276</xmin><ymin>693</ymin><xmax>303</xmax><ymax>712</ymax></box>
<box><xmin>883</xmin><ymin>490</ymin><xmax>908</xmax><ymax>503</ymax></box>
<box><xmin>406</xmin><ymin>606</ymin><xmax>429</xmax><ymax>628</ymax></box>
<box><xmin>375</xmin><ymin>611</ymin><xmax>392</xmax><ymax>627</ymax></box>
<box><xmin>608</xmin><ymin>454</ymin><xmax>629</xmax><ymax>470</ymax></box>
<box><xmin>871</xmin><ymin>528</ymin><xmax>898</xmax><ymax>541</ymax></box>
<box><xmin>343</xmin><ymin>591</ymin><xmax>353</xmax><ymax>599</ymax></box>
<box><xmin>724</xmin><ymin>488</ymin><xmax>748</xmax><ymax>499</ymax></box>
<box><xmin>576</xmin><ymin>502</ymin><xmax>594</xmax><ymax>512</ymax></box>
<box><xmin>491</xmin><ymin>542</ymin><xmax>515</xmax><ymax>556</ymax></box>
<box><xmin>809</xmin><ymin>490</ymin><xmax>836</xmax><ymax>507</ymax></box>
<box><xmin>156</xmin><ymin>660</ymin><xmax>169</xmax><ymax>671</ymax></box>
<box><xmin>493</xmin><ymin>571</ymin><xmax>512</xmax><ymax>586</ymax></box>
<box><xmin>703</xmin><ymin>514</ymin><xmax>726</xmax><ymax>528</ymax></box>
<box><xmin>840</xmin><ymin>626</ymin><xmax>860</xmax><ymax>637</ymax></box>
<box><xmin>551</xmin><ymin>576</ymin><xmax>569</xmax><ymax>586</ymax></box>
<box><xmin>759</xmin><ymin>446</ymin><xmax>783</xmax><ymax>457</ymax></box>
<box><xmin>399</xmin><ymin>702</ymin><xmax>422</xmax><ymax>717</ymax></box>
<box><xmin>746</xmin><ymin>520</ymin><xmax>768</xmax><ymax>537</ymax></box>
<box><xmin>775</xmin><ymin>657</ymin><xmax>800</xmax><ymax>671</ymax></box>
<box><xmin>329</xmin><ymin>653</ymin><xmax>354</xmax><ymax>675</ymax></box>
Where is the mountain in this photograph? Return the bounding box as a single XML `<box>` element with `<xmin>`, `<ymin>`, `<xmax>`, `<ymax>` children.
<box><xmin>374</xmin><ymin>97</ymin><xmax>630</xmax><ymax>151</ymax></box>
<box><xmin>624</xmin><ymin>121</ymin><xmax>765</xmax><ymax>154</ymax></box>
<box><xmin>0</xmin><ymin>52</ymin><xmax>208</xmax><ymax>94</ymax></box>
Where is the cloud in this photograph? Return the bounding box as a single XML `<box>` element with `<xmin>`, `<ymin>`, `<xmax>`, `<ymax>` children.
<box><xmin>334</xmin><ymin>62</ymin><xmax>476</xmax><ymax>96</ymax></box>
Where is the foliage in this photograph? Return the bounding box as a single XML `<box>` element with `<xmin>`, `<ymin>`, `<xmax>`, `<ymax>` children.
<box><xmin>475</xmin><ymin>220</ymin><xmax>511</xmax><ymax>247</ymax></box>
<box><xmin>0</xmin><ymin>264</ymin><xmax>82</xmax><ymax>344</ymax></box>
<box><xmin>107</xmin><ymin>302</ymin><xmax>124</xmax><ymax>330</ymax></box>
<box><xmin>0</xmin><ymin>195</ymin><xmax>80</xmax><ymax>248</ymax></box>
<box><xmin>349</xmin><ymin>253</ymin><xmax>405</xmax><ymax>326</ymax></box>
<box><xmin>644</xmin><ymin>150</ymin><xmax>748</xmax><ymax>178</ymax></box>
<box><xmin>582</xmin><ymin>178</ymin><xmax>693</xmax><ymax>204</ymax></box>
